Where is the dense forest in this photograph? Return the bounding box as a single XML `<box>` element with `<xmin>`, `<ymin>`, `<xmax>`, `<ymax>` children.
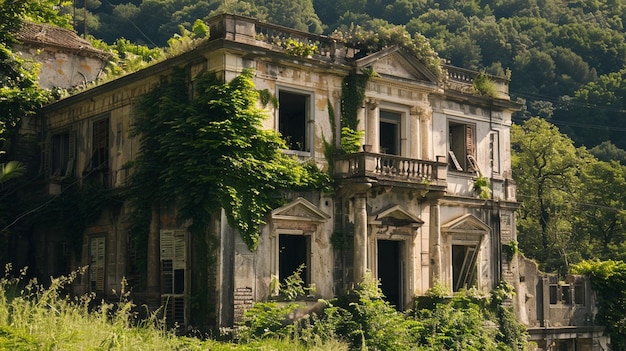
<box><xmin>73</xmin><ymin>0</ymin><xmax>626</xmax><ymax>152</ymax></box>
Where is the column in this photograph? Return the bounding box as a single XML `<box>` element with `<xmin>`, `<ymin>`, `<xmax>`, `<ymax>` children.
<box><xmin>366</xmin><ymin>99</ymin><xmax>379</xmax><ymax>153</ymax></box>
<box><xmin>353</xmin><ymin>193</ymin><xmax>368</xmax><ymax>284</ymax></box>
<box><xmin>418</xmin><ymin>104</ymin><xmax>433</xmax><ymax>160</ymax></box>
<box><xmin>428</xmin><ymin>196</ymin><xmax>441</xmax><ymax>284</ymax></box>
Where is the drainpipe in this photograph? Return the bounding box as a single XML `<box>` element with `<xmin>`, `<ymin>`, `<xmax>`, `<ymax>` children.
<box><xmin>489</xmin><ymin>103</ymin><xmax>502</xmax><ymax>284</ymax></box>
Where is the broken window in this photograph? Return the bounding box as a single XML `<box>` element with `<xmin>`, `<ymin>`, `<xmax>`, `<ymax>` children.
<box><xmin>379</xmin><ymin>110</ymin><xmax>401</xmax><ymax>155</ymax></box>
<box><xmin>51</xmin><ymin>131</ymin><xmax>74</xmax><ymax>177</ymax></box>
<box><xmin>278</xmin><ymin>91</ymin><xmax>310</xmax><ymax>152</ymax></box>
<box><xmin>278</xmin><ymin>233</ymin><xmax>310</xmax><ymax>286</ymax></box>
<box><xmin>448</xmin><ymin>121</ymin><xmax>475</xmax><ymax>172</ymax></box>
<box><xmin>89</xmin><ymin>236</ymin><xmax>106</xmax><ymax>293</ymax></box>
<box><xmin>160</xmin><ymin>229</ymin><xmax>187</xmax><ymax>326</ymax></box>
<box><xmin>452</xmin><ymin>244</ymin><xmax>478</xmax><ymax>292</ymax></box>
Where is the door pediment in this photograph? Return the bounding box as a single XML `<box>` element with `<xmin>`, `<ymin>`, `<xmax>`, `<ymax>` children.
<box><xmin>271</xmin><ymin>197</ymin><xmax>330</xmax><ymax>223</ymax></box>
<box><xmin>441</xmin><ymin>214</ymin><xmax>491</xmax><ymax>235</ymax></box>
<box><xmin>371</xmin><ymin>205</ymin><xmax>424</xmax><ymax>228</ymax></box>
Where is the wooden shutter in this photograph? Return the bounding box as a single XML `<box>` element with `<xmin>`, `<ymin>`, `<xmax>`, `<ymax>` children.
<box><xmin>465</xmin><ymin>125</ymin><xmax>474</xmax><ymax>156</ymax></box>
<box><xmin>90</xmin><ymin>236</ymin><xmax>106</xmax><ymax>292</ymax></box>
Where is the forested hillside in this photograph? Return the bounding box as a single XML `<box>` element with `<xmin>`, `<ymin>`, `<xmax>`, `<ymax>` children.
<box><xmin>74</xmin><ymin>0</ymin><xmax>626</xmax><ymax>151</ymax></box>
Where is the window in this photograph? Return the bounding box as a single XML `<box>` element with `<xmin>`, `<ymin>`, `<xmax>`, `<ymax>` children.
<box><xmin>89</xmin><ymin>236</ymin><xmax>105</xmax><ymax>293</ymax></box>
<box><xmin>448</xmin><ymin>121</ymin><xmax>475</xmax><ymax>172</ymax></box>
<box><xmin>452</xmin><ymin>244</ymin><xmax>478</xmax><ymax>291</ymax></box>
<box><xmin>574</xmin><ymin>283</ymin><xmax>585</xmax><ymax>304</ymax></box>
<box><xmin>91</xmin><ymin>118</ymin><xmax>109</xmax><ymax>170</ymax></box>
<box><xmin>160</xmin><ymin>229</ymin><xmax>187</xmax><ymax>326</ymax></box>
<box><xmin>278</xmin><ymin>233</ymin><xmax>310</xmax><ymax>286</ymax></box>
<box><xmin>278</xmin><ymin>91</ymin><xmax>310</xmax><ymax>152</ymax></box>
<box><xmin>548</xmin><ymin>283</ymin><xmax>581</xmax><ymax>305</ymax></box>
<box><xmin>379</xmin><ymin>110</ymin><xmax>401</xmax><ymax>155</ymax></box>
<box><xmin>490</xmin><ymin>131</ymin><xmax>500</xmax><ymax>174</ymax></box>
<box><xmin>51</xmin><ymin>132</ymin><xmax>74</xmax><ymax>177</ymax></box>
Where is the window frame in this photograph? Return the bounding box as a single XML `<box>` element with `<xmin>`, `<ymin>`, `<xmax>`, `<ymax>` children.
<box><xmin>50</xmin><ymin>130</ymin><xmax>75</xmax><ymax>178</ymax></box>
<box><xmin>377</xmin><ymin>104</ymin><xmax>411</xmax><ymax>157</ymax></box>
<box><xmin>277</xmin><ymin>88</ymin><xmax>314</xmax><ymax>154</ymax></box>
<box><xmin>90</xmin><ymin>116</ymin><xmax>110</xmax><ymax>171</ymax></box>
<box><xmin>277</xmin><ymin>230</ymin><xmax>311</xmax><ymax>287</ymax></box>
<box><xmin>448</xmin><ymin>120</ymin><xmax>476</xmax><ymax>173</ymax></box>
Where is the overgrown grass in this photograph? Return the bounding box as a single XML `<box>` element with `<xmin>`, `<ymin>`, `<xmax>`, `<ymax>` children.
<box><xmin>0</xmin><ymin>265</ymin><xmax>345</xmax><ymax>350</ymax></box>
<box><xmin>0</xmin><ymin>265</ymin><xmax>527</xmax><ymax>351</ymax></box>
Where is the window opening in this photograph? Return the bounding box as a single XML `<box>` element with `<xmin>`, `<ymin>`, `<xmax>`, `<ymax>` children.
<box><xmin>549</xmin><ymin>284</ymin><xmax>558</xmax><ymax>304</ymax></box>
<box><xmin>562</xmin><ymin>285</ymin><xmax>572</xmax><ymax>304</ymax></box>
<box><xmin>89</xmin><ymin>236</ymin><xmax>105</xmax><ymax>293</ymax></box>
<box><xmin>452</xmin><ymin>244</ymin><xmax>478</xmax><ymax>291</ymax></box>
<box><xmin>279</xmin><ymin>91</ymin><xmax>309</xmax><ymax>151</ymax></box>
<box><xmin>379</xmin><ymin>110</ymin><xmax>401</xmax><ymax>155</ymax></box>
<box><xmin>51</xmin><ymin>132</ymin><xmax>70</xmax><ymax>177</ymax></box>
<box><xmin>377</xmin><ymin>240</ymin><xmax>403</xmax><ymax>309</ymax></box>
<box><xmin>279</xmin><ymin>234</ymin><xmax>310</xmax><ymax>286</ymax></box>
<box><xmin>448</xmin><ymin>122</ymin><xmax>475</xmax><ymax>172</ymax></box>
<box><xmin>574</xmin><ymin>283</ymin><xmax>585</xmax><ymax>305</ymax></box>
<box><xmin>92</xmin><ymin>118</ymin><xmax>109</xmax><ymax>169</ymax></box>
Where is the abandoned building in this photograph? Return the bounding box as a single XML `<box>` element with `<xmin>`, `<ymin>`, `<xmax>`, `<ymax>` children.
<box><xmin>15</xmin><ymin>21</ymin><xmax>111</xmax><ymax>90</ymax></box>
<box><xmin>11</xmin><ymin>14</ymin><xmax>609</xmax><ymax>350</ymax></box>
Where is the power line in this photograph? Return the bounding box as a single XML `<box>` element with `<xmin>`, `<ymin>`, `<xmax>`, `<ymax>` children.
<box><xmin>516</xmin><ymin>193</ymin><xmax>625</xmax><ymax>213</ymax></box>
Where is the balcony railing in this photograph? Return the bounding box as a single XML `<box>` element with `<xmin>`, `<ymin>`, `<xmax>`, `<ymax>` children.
<box><xmin>334</xmin><ymin>152</ymin><xmax>447</xmax><ymax>185</ymax></box>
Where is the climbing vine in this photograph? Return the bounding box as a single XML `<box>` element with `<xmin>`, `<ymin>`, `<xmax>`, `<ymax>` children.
<box><xmin>127</xmin><ymin>67</ymin><xmax>329</xmax><ymax>251</ymax></box>
<box><xmin>340</xmin><ymin>68</ymin><xmax>375</xmax><ymax>131</ymax></box>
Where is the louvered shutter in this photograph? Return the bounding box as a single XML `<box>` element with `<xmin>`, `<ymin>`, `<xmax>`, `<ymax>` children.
<box><xmin>90</xmin><ymin>237</ymin><xmax>105</xmax><ymax>292</ymax></box>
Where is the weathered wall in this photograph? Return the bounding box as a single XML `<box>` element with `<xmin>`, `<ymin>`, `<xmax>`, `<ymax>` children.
<box><xmin>15</xmin><ymin>45</ymin><xmax>107</xmax><ymax>90</ymax></box>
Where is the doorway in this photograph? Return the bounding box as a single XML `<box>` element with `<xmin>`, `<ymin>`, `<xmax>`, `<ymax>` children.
<box><xmin>377</xmin><ymin>240</ymin><xmax>403</xmax><ymax>309</ymax></box>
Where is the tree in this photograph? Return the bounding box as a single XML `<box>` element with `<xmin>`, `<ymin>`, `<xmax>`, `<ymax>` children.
<box><xmin>589</xmin><ymin>141</ymin><xmax>626</xmax><ymax>165</ymax></box>
<box><xmin>511</xmin><ymin>118</ymin><xmax>584</xmax><ymax>272</ymax></box>
<box><xmin>572</xmin><ymin>260</ymin><xmax>626</xmax><ymax>350</ymax></box>
<box><xmin>573</xmin><ymin>159</ymin><xmax>626</xmax><ymax>260</ymax></box>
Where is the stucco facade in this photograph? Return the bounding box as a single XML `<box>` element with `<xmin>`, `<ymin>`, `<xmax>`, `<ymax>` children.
<box><xmin>17</xmin><ymin>14</ymin><xmax>609</xmax><ymax>350</ymax></box>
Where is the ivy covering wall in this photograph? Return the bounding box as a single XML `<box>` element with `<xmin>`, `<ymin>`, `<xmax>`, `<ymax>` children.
<box><xmin>127</xmin><ymin>67</ymin><xmax>329</xmax><ymax>251</ymax></box>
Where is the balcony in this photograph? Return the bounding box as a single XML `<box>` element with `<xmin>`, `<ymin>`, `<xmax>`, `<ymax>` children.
<box><xmin>334</xmin><ymin>152</ymin><xmax>447</xmax><ymax>190</ymax></box>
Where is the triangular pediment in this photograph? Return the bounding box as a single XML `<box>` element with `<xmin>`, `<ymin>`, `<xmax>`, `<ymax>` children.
<box><xmin>355</xmin><ymin>46</ymin><xmax>438</xmax><ymax>84</ymax></box>
<box><xmin>373</xmin><ymin>205</ymin><xmax>424</xmax><ymax>227</ymax></box>
<box><xmin>271</xmin><ymin>197</ymin><xmax>330</xmax><ymax>222</ymax></box>
<box><xmin>441</xmin><ymin>214</ymin><xmax>491</xmax><ymax>235</ymax></box>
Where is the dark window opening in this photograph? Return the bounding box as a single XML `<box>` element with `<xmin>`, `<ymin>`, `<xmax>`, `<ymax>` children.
<box><xmin>379</xmin><ymin>110</ymin><xmax>401</xmax><ymax>155</ymax></box>
<box><xmin>549</xmin><ymin>285</ymin><xmax>558</xmax><ymax>304</ymax></box>
<box><xmin>92</xmin><ymin>118</ymin><xmax>109</xmax><ymax>170</ymax></box>
<box><xmin>452</xmin><ymin>244</ymin><xmax>478</xmax><ymax>292</ymax></box>
<box><xmin>574</xmin><ymin>283</ymin><xmax>585</xmax><ymax>305</ymax></box>
<box><xmin>279</xmin><ymin>234</ymin><xmax>309</xmax><ymax>286</ymax></box>
<box><xmin>279</xmin><ymin>91</ymin><xmax>308</xmax><ymax>151</ymax></box>
<box><xmin>51</xmin><ymin>132</ymin><xmax>70</xmax><ymax>177</ymax></box>
<box><xmin>562</xmin><ymin>285</ymin><xmax>572</xmax><ymax>304</ymax></box>
<box><xmin>377</xmin><ymin>240</ymin><xmax>403</xmax><ymax>309</ymax></box>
